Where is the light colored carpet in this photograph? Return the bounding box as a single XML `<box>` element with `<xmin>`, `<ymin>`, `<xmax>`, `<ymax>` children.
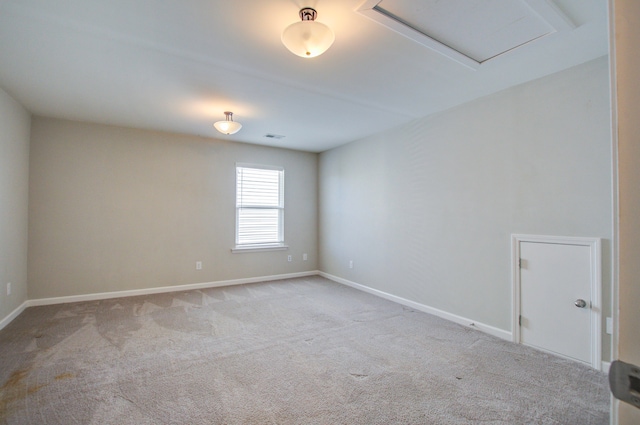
<box><xmin>0</xmin><ymin>276</ymin><xmax>609</xmax><ymax>424</ymax></box>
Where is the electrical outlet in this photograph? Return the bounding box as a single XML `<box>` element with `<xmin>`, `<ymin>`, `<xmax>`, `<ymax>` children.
<box><xmin>349</xmin><ymin>260</ymin><xmax>353</xmax><ymax>269</ymax></box>
<box><xmin>303</xmin><ymin>253</ymin><xmax>308</xmax><ymax>261</ymax></box>
<box><xmin>196</xmin><ymin>261</ymin><xmax>202</xmax><ymax>270</ymax></box>
<box><xmin>6</xmin><ymin>283</ymin><xmax>11</xmax><ymax>296</ymax></box>
<box><xmin>287</xmin><ymin>255</ymin><xmax>292</xmax><ymax>262</ymax></box>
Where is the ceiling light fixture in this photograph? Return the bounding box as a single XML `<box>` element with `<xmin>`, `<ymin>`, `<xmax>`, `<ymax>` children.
<box><xmin>281</xmin><ymin>7</ymin><xmax>335</xmax><ymax>58</ymax></box>
<box><xmin>214</xmin><ymin>111</ymin><xmax>242</xmax><ymax>135</ymax></box>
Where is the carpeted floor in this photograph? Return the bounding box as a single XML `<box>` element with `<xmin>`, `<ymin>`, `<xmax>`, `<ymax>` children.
<box><xmin>0</xmin><ymin>276</ymin><xmax>609</xmax><ymax>424</ymax></box>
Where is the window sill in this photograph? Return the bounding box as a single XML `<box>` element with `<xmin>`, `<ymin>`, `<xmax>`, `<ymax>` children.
<box><xmin>231</xmin><ymin>244</ymin><xmax>289</xmax><ymax>254</ymax></box>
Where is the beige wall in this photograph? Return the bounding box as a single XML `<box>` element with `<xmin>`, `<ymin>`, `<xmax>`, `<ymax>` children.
<box><xmin>319</xmin><ymin>58</ymin><xmax>613</xmax><ymax>357</ymax></box>
<box><xmin>612</xmin><ymin>0</ymin><xmax>640</xmax><ymax>423</ymax></box>
<box><xmin>0</xmin><ymin>87</ymin><xmax>30</xmax><ymax>324</ymax></box>
<box><xmin>28</xmin><ymin>118</ymin><xmax>318</xmax><ymax>299</ymax></box>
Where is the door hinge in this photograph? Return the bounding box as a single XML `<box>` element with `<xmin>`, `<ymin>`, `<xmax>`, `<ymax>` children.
<box><xmin>518</xmin><ymin>258</ymin><xmax>522</xmax><ymax>268</ymax></box>
<box><xmin>519</xmin><ymin>315</ymin><xmax>522</xmax><ymax>326</ymax></box>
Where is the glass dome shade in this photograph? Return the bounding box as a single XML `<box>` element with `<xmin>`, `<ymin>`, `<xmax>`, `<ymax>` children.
<box><xmin>282</xmin><ymin>14</ymin><xmax>334</xmax><ymax>58</ymax></box>
<box><xmin>214</xmin><ymin>112</ymin><xmax>242</xmax><ymax>135</ymax></box>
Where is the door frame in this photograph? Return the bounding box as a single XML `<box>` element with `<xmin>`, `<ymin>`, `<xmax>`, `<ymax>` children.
<box><xmin>511</xmin><ymin>234</ymin><xmax>602</xmax><ymax>369</ymax></box>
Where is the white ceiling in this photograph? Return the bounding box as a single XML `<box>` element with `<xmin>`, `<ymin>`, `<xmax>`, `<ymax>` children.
<box><xmin>0</xmin><ymin>0</ymin><xmax>608</xmax><ymax>152</ymax></box>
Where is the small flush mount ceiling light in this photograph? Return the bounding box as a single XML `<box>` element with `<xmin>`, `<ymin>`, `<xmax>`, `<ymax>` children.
<box><xmin>214</xmin><ymin>111</ymin><xmax>242</xmax><ymax>135</ymax></box>
<box><xmin>281</xmin><ymin>7</ymin><xmax>335</xmax><ymax>58</ymax></box>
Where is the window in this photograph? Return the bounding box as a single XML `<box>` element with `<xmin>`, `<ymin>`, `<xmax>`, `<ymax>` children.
<box><xmin>234</xmin><ymin>164</ymin><xmax>285</xmax><ymax>251</ymax></box>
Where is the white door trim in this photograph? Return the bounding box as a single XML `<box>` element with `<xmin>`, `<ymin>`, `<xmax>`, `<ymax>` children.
<box><xmin>511</xmin><ymin>234</ymin><xmax>602</xmax><ymax>369</ymax></box>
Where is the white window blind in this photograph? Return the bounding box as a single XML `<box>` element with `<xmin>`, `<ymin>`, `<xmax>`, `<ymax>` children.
<box><xmin>236</xmin><ymin>164</ymin><xmax>284</xmax><ymax>248</ymax></box>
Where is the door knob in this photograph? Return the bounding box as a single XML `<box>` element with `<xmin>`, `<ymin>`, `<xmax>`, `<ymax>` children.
<box><xmin>574</xmin><ymin>299</ymin><xmax>587</xmax><ymax>308</ymax></box>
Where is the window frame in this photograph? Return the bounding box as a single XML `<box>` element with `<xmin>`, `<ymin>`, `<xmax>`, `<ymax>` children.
<box><xmin>232</xmin><ymin>163</ymin><xmax>287</xmax><ymax>253</ymax></box>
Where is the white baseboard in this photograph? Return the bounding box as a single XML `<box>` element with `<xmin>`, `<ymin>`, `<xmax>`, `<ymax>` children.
<box><xmin>0</xmin><ymin>300</ymin><xmax>28</xmax><ymax>331</ymax></box>
<box><xmin>26</xmin><ymin>271</ymin><xmax>320</xmax><ymax>308</ymax></box>
<box><xmin>320</xmin><ymin>272</ymin><xmax>512</xmax><ymax>341</ymax></box>
<box><xmin>4</xmin><ymin>271</ymin><xmax>609</xmax><ymax>372</ymax></box>
<box><xmin>3</xmin><ymin>270</ymin><xmax>513</xmax><ymax>345</ymax></box>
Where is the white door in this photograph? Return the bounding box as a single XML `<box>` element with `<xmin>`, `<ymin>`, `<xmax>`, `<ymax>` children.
<box><xmin>515</xmin><ymin>237</ymin><xmax>601</xmax><ymax>367</ymax></box>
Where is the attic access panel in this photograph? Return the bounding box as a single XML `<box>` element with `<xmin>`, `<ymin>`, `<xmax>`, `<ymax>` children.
<box><xmin>357</xmin><ymin>0</ymin><xmax>575</xmax><ymax>69</ymax></box>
